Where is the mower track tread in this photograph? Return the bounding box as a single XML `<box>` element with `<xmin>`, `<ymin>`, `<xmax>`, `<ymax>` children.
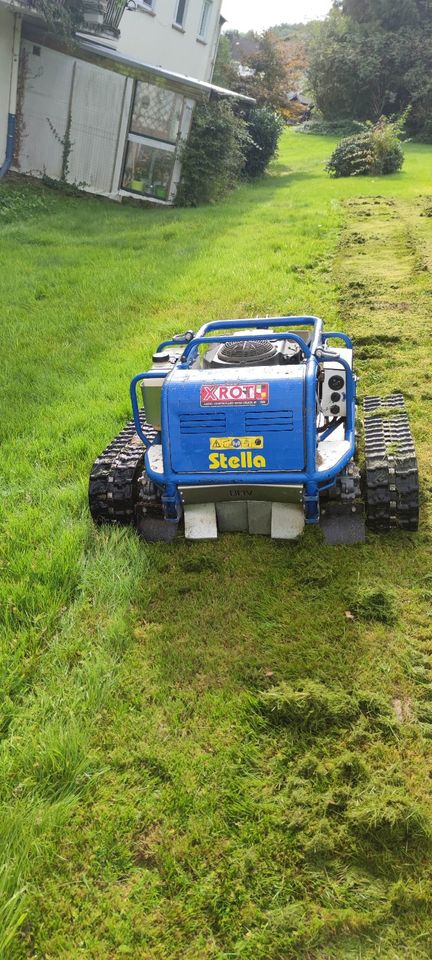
<box><xmin>363</xmin><ymin>395</ymin><xmax>419</xmax><ymax>532</ymax></box>
<box><xmin>89</xmin><ymin>412</ymin><xmax>157</xmax><ymax>526</ymax></box>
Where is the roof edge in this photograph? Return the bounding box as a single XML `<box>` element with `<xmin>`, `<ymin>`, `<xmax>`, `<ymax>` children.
<box><xmin>21</xmin><ymin>23</ymin><xmax>256</xmax><ymax>103</ymax></box>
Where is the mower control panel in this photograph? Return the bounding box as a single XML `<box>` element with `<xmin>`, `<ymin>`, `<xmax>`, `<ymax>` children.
<box><xmin>320</xmin><ymin>348</ymin><xmax>352</xmax><ymax>419</ymax></box>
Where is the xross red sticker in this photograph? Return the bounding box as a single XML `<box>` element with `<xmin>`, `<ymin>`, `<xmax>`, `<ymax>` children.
<box><xmin>200</xmin><ymin>383</ymin><xmax>269</xmax><ymax>406</ymax></box>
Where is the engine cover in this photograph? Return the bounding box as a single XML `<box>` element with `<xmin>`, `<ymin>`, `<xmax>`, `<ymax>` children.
<box><xmin>164</xmin><ymin>365</ymin><xmax>306</xmax><ymax>476</ymax></box>
<box><xmin>203</xmin><ymin>338</ymin><xmax>302</xmax><ymax>368</ymax></box>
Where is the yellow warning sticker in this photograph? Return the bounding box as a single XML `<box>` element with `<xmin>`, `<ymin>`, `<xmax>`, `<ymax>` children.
<box><xmin>209</xmin><ymin>436</ymin><xmax>264</xmax><ymax>450</ymax></box>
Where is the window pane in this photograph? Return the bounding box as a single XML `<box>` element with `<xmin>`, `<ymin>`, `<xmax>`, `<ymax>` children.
<box><xmin>198</xmin><ymin>0</ymin><xmax>211</xmax><ymax>37</ymax></box>
<box><xmin>122</xmin><ymin>141</ymin><xmax>174</xmax><ymax>200</ymax></box>
<box><xmin>175</xmin><ymin>0</ymin><xmax>187</xmax><ymax>25</ymax></box>
<box><xmin>131</xmin><ymin>82</ymin><xmax>183</xmax><ymax>143</ymax></box>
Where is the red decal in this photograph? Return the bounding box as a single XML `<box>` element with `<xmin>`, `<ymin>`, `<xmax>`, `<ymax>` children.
<box><xmin>201</xmin><ymin>385</ymin><xmax>217</xmax><ymax>403</ymax></box>
<box><xmin>200</xmin><ymin>383</ymin><xmax>269</xmax><ymax>406</ymax></box>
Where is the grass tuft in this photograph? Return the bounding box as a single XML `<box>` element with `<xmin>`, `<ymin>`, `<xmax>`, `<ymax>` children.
<box><xmin>258</xmin><ymin>680</ymin><xmax>357</xmax><ymax>730</ymax></box>
<box><xmin>347</xmin><ymin>784</ymin><xmax>432</xmax><ymax>845</ymax></box>
<box><xmin>349</xmin><ymin>586</ymin><xmax>399</xmax><ymax>624</ymax></box>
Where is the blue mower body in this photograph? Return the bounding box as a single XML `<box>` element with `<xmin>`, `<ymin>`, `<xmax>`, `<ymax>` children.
<box><xmin>90</xmin><ymin>315</ymin><xmax>419</xmax><ymax>542</ymax></box>
<box><xmin>129</xmin><ymin>316</ymin><xmax>359</xmax><ymax>541</ymax></box>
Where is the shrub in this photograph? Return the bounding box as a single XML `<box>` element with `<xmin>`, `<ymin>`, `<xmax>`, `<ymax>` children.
<box><xmin>242</xmin><ymin>107</ymin><xmax>284</xmax><ymax>179</ymax></box>
<box><xmin>36</xmin><ymin>0</ymin><xmax>85</xmax><ymax>36</ymax></box>
<box><xmin>326</xmin><ymin>131</ymin><xmax>376</xmax><ymax>177</ymax></box>
<box><xmin>297</xmin><ymin>118</ymin><xmax>361</xmax><ymax>137</ymax></box>
<box><xmin>327</xmin><ymin>116</ymin><xmax>405</xmax><ymax>178</ymax></box>
<box><xmin>372</xmin><ymin>117</ymin><xmax>405</xmax><ymax>173</ymax></box>
<box><xmin>175</xmin><ymin>100</ymin><xmax>250</xmax><ymax>207</ymax></box>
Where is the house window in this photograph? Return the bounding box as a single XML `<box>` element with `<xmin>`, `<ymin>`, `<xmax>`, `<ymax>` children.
<box><xmin>130</xmin><ymin>82</ymin><xmax>183</xmax><ymax>144</ymax></box>
<box><xmin>174</xmin><ymin>0</ymin><xmax>187</xmax><ymax>27</ymax></box>
<box><xmin>198</xmin><ymin>0</ymin><xmax>212</xmax><ymax>39</ymax></box>
<box><xmin>122</xmin><ymin>138</ymin><xmax>175</xmax><ymax>201</ymax></box>
<box><xmin>136</xmin><ymin>0</ymin><xmax>155</xmax><ymax>11</ymax></box>
<box><xmin>122</xmin><ymin>82</ymin><xmax>184</xmax><ymax>201</ymax></box>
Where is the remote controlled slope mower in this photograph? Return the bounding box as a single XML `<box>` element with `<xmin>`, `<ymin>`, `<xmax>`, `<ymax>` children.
<box><xmin>89</xmin><ymin>317</ymin><xmax>419</xmax><ymax>544</ymax></box>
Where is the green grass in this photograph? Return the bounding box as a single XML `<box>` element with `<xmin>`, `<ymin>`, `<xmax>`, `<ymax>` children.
<box><xmin>1</xmin><ymin>131</ymin><xmax>432</xmax><ymax>958</ymax></box>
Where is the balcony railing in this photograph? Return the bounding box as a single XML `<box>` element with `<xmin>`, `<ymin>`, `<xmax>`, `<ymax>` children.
<box><xmin>82</xmin><ymin>0</ymin><xmax>126</xmax><ymax>37</ymax></box>
<box><xmin>18</xmin><ymin>0</ymin><xmax>126</xmax><ymax>40</ymax></box>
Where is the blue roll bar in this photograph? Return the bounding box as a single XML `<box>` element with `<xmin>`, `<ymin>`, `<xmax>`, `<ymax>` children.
<box><xmin>179</xmin><ymin>331</ymin><xmax>311</xmax><ymax>366</ymax></box>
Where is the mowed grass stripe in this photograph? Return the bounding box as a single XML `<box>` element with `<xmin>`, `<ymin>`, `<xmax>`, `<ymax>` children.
<box><xmin>0</xmin><ymin>132</ymin><xmax>431</xmax><ymax>958</ymax></box>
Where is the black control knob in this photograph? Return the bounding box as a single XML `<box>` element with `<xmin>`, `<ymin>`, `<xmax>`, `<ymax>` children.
<box><xmin>330</xmin><ymin>404</ymin><xmax>340</xmax><ymax>415</ymax></box>
<box><xmin>331</xmin><ymin>391</ymin><xmax>341</xmax><ymax>402</ymax></box>
<box><xmin>328</xmin><ymin>374</ymin><xmax>344</xmax><ymax>390</ymax></box>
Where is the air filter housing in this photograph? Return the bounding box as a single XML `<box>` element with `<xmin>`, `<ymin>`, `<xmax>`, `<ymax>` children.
<box><xmin>203</xmin><ymin>336</ymin><xmax>301</xmax><ymax>369</ymax></box>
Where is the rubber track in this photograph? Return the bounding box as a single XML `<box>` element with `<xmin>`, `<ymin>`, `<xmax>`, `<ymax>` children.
<box><xmin>363</xmin><ymin>395</ymin><xmax>419</xmax><ymax>531</ymax></box>
<box><xmin>89</xmin><ymin>412</ymin><xmax>157</xmax><ymax>525</ymax></box>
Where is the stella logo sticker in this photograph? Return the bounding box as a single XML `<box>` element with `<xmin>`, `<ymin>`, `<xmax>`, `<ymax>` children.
<box><xmin>210</xmin><ymin>436</ymin><xmax>263</xmax><ymax>450</ymax></box>
<box><xmin>209</xmin><ymin>452</ymin><xmax>267</xmax><ymax>470</ymax></box>
<box><xmin>200</xmin><ymin>383</ymin><xmax>269</xmax><ymax>406</ymax></box>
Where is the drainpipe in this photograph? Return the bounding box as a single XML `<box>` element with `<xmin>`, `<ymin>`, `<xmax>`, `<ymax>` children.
<box><xmin>0</xmin><ymin>13</ymin><xmax>22</xmax><ymax>179</ymax></box>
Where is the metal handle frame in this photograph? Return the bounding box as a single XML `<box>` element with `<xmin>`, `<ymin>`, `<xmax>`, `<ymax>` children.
<box><xmin>179</xmin><ymin>331</ymin><xmax>311</xmax><ymax>365</ymax></box>
<box><xmin>130</xmin><ymin>370</ymin><xmax>168</xmax><ymax>447</ymax></box>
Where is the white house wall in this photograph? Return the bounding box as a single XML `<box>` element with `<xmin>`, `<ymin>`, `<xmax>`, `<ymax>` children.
<box><xmin>18</xmin><ymin>41</ymin><xmax>75</xmax><ymax>179</ymax></box>
<box><xmin>0</xmin><ymin>6</ymin><xmax>15</xmax><ymax>164</ymax></box>
<box><xmin>118</xmin><ymin>0</ymin><xmax>222</xmax><ymax>82</ymax></box>
<box><xmin>17</xmin><ymin>42</ymin><xmax>133</xmax><ymax>196</ymax></box>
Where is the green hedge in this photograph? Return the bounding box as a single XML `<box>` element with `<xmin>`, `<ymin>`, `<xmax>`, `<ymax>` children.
<box><xmin>176</xmin><ymin>102</ymin><xmax>284</xmax><ymax>206</ymax></box>
<box><xmin>175</xmin><ymin>101</ymin><xmax>249</xmax><ymax>207</ymax></box>
<box><xmin>327</xmin><ymin>117</ymin><xmax>405</xmax><ymax>178</ymax></box>
<box><xmin>241</xmin><ymin>108</ymin><xmax>284</xmax><ymax>179</ymax></box>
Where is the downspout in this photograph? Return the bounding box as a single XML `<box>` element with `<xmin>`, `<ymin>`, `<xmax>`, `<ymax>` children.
<box><xmin>0</xmin><ymin>13</ymin><xmax>22</xmax><ymax>179</ymax></box>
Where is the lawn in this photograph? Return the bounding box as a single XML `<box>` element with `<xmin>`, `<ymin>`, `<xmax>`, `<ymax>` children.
<box><xmin>1</xmin><ymin>130</ymin><xmax>432</xmax><ymax>959</ymax></box>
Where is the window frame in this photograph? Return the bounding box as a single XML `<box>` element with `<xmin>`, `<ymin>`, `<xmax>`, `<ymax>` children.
<box><xmin>127</xmin><ymin>132</ymin><xmax>176</xmax><ymax>154</ymax></box>
<box><xmin>173</xmin><ymin>0</ymin><xmax>188</xmax><ymax>28</ymax></box>
<box><xmin>121</xmin><ymin>80</ymin><xmax>185</xmax><ymax>203</ymax></box>
<box><xmin>135</xmin><ymin>0</ymin><xmax>156</xmax><ymax>13</ymax></box>
<box><xmin>129</xmin><ymin>81</ymin><xmax>184</xmax><ymax>146</ymax></box>
<box><xmin>197</xmin><ymin>0</ymin><xmax>212</xmax><ymax>40</ymax></box>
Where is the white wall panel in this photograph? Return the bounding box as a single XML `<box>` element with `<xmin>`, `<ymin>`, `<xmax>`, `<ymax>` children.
<box><xmin>17</xmin><ymin>43</ymin><xmax>130</xmax><ymax>195</ymax></box>
<box><xmin>67</xmin><ymin>60</ymin><xmax>128</xmax><ymax>193</ymax></box>
<box><xmin>18</xmin><ymin>40</ymin><xmax>74</xmax><ymax>179</ymax></box>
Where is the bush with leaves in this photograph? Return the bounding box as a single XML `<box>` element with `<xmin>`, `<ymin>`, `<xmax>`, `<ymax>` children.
<box><xmin>175</xmin><ymin>100</ymin><xmax>250</xmax><ymax>206</ymax></box>
<box><xmin>36</xmin><ymin>0</ymin><xmax>84</xmax><ymax>36</ymax></box>
<box><xmin>242</xmin><ymin>107</ymin><xmax>284</xmax><ymax>179</ymax></box>
<box><xmin>297</xmin><ymin>117</ymin><xmax>361</xmax><ymax>137</ymax></box>
<box><xmin>327</xmin><ymin>116</ymin><xmax>405</xmax><ymax>178</ymax></box>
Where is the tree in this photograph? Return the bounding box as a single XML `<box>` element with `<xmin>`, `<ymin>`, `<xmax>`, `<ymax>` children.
<box><xmin>212</xmin><ymin>34</ymin><xmax>241</xmax><ymax>90</ymax></box>
<box><xmin>243</xmin><ymin>31</ymin><xmax>293</xmax><ymax>111</ymax></box>
<box><xmin>308</xmin><ymin>0</ymin><xmax>432</xmax><ymax>133</ymax></box>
